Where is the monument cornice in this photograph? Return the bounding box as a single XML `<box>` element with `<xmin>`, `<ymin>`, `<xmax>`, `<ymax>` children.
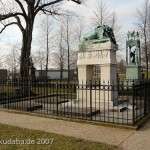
<box><xmin>79</xmin><ymin>41</ymin><xmax>118</xmax><ymax>52</ymax></box>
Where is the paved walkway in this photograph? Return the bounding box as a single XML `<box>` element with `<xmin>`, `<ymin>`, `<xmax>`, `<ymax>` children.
<box><xmin>0</xmin><ymin>109</ymin><xmax>150</xmax><ymax>150</ymax></box>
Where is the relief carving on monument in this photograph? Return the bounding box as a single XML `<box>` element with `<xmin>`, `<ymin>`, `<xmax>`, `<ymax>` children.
<box><xmin>78</xmin><ymin>50</ymin><xmax>109</xmax><ymax>60</ymax></box>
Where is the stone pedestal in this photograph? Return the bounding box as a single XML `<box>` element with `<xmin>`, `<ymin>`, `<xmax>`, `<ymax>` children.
<box><xmin>126</xmin><ymin>65</ymin><xmax>141</xmax><ymax>79</ymax></box>
<box><xmin>78</xmin><ymin>65</ymin><xmax>94</xmax><ymax>85</ymax></box>
<box><xmin>77</xmin><ymin>42</ymin><xmax>118</xmax><ymax>106</ymax></box>
<box><xmin>101</xmin><ymin>64</ymin><xmax>117</xmax><ymax>85</ymax></box>
<box><xmin>76</xmin><ymin>89</ymin><xmax>118</xmax><ymax>108</ymax></box>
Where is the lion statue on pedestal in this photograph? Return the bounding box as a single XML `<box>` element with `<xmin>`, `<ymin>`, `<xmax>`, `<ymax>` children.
<box><xmin>81</xmin><ymin>25</ymin><xmax>116</xmax><ymax>45</ymax></box>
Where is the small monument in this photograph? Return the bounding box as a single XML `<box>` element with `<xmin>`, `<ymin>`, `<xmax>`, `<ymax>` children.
<box><xmin>126</xmin><ymin>31</ymin><xmax>141</xmax><ymax>79</ymax></box>
<box><xmin>77</xmin><ymin>25</ymin><xmax>118</xmax><ymax>107</ymax></box>
<box><xmin>28</xmin><ymin>57</ymin><xmax>36</xmax><ymax>78</ymax></box>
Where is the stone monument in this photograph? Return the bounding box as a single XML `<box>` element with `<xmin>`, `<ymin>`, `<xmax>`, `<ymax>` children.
<box><xmin>126</xmin><ymin>31</ymin><xmax>141</xmax><ymax>79</ymax></box>
<box><xmin>28</xmin><ymin>57</ymin><xmax>36</xmax><ymax>78</ymax></box>
<box><xmin>77</xmin><ymin>25</ymin><xmax>118</xmax><ymax>107</ymax></box>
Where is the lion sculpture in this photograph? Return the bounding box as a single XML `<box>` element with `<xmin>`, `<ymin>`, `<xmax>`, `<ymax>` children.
<box><xmin>81</xmin><ymin>25</ymin><xmax>116</xmax><ymax>45</ymax></box>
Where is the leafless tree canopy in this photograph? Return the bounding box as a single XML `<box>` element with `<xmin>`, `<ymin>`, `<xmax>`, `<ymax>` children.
<box><xmin>90</xmin><ymin>0</ymin><xmax>122</xmax><ymax>46</ymax></box>
<box><xmin>32</xmin><ymin>50</ymin><xmax>46</xmax><ymax>71</ymax></box>
<box><xmin>90</xmin><ymin>0</ymin><xmax>110</xmax><ymax>26</ymax></box>
<box><xmin>0</xmin><ymin>0</ymin><xmax>82</xmax><ymax>77</ymax></box>
<box><xmin>37</xmin><ymin>16</ymin><xmax>55</xmax><ymax>77</ymax></box>
<box><xmin>73</xmin><ymin>17</ymin><xmax>86</xmax><ymax>41</ymax></box>
<box><xmin>136</xmin><ymin>0</ymin><xmax>150</xmax><ymax>78</ymax></box>
<box><xmin>4</xmin><ymin>44</ymin><xmax>20</xmax><ymax>76</ymax></box>
<box><xmin>117</xmin><ymin>59</ymin><xmax>125</xmax><ymax>74</ymax></box>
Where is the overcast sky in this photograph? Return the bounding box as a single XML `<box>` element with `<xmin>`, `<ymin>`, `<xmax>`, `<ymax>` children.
<box><xmin>76</xmin><ymin>0</ymin><xmax>142</xmax><ymax>32</ymax></box>
<box><xmin>0</xmin><ymin>0</ymin><xmax>144</xmax><ymax>58</ymax></box>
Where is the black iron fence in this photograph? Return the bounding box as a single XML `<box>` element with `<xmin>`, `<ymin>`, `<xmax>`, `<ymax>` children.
<box><xmin>0</xmin><ymin>78</ymin><xmax>150</xmax><ymax>126</ymax></box>
<box><xmin>132</xmin><ymin>80</ymin><xmax>150</xmax><ymax>124</ymax></box>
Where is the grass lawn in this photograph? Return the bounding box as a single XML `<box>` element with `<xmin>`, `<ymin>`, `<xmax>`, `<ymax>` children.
<box><xmin>0</xmin><ymin>84</ymin><xmax>76</xmax><ymax>99</ymax></box>
<box><xmin>0</xmin><ymin>123</ymin><xmax>117</xmax><ymax>150</ymax></box>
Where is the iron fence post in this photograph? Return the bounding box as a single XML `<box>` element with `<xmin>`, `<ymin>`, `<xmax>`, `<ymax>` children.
<box><xmin>56</xmin><ymin>81</ymin><xmax>58</xmax><ymax>116</ymax></box>
<box><xmin>132</xmin><ymin>83</ymin><xmax>135</xmax><ymax>125</ymax></box>
<box><xmin>28</xmin><ymin>78</ymin><xmax>31</xmax><ymax>111</ymax></box>
<box><xmin>90</xmin><ymin>80</ymin><xmax>92</xmax><ymax>121</ymax></box>
<box><xmin>144</xmin><ymin>84</ymin><xmax>147</xmax><ymax>116</ymax></box>
<box><xmin>7</xmin><ymin>81</ymin><xmax>9</xmax><ymax>109</ymax></box>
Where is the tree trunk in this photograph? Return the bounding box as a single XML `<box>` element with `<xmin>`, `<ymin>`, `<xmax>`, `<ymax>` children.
<box><xmin>18</xmin><ymin>4</ymin><xmax>35</xmax><ymax>97</ymax></box>
<box><xmin>146</xmin><ymin>54</ymin><xmax>149</xmax><ymax>79</ymax></box>
<box><xmin>20</xmin><ymin>25</ymin><xmax>34</xmax><ymax>78</ymax></box>
<box><xmin>144</xmin><ymin>25</ymin><xmax>148</xmax><ymax>79</ymax></box>
<box><xmin>20</xmin><ymin>3</ymin><xmax>34</xmax><ymax>78</ymax></box>
<box><xmin>60</xmin><ymin>62</ymin><xmax>63</xmax><ymax>81</ymax></box>
<box><xmin>46</xmin><ymin>28</ymin><xmax>49</xmax><ymax>80</ymax></box>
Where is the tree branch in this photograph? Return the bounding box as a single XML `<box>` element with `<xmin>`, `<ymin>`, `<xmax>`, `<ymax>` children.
<box><xmin>15</xmin><ymin>16</ymin><xmax>25</xmax><ymax>33</ymax></box>
<box><xmin>34</xmin><ymin>0</ymin><xmax>62</xmax><ymax>15</ymax></box>
<box><xmin>0</xmin><ymin>13</ymin><xmax>24</xmax><ymax>21</ymax></box>
<box><xmin>34</xmin><ymin>0</ymin><xmax>81</xmax><ymax>16</ymax></box>
<box><xmin>70</xmin><ymin>0</ymin><xmax>81</xmax><ymax>4</ymax></box>
<box><xmin>35</xmin><ymin>0</ymin><xmax>41</xmax><ymax>10</ymax></box>
<box><xmin>0</xmin><ymin>22</ymin><xmax>18</xmax><ymax>33</ymax></box>
<box><xmin>23</xmin><ymin>0</ymin><xmax>28</xmax><ymax>3</ymax></box>
<box><xmin>40</xmin><ymin>7</ymin><xmax>61</xmax><ymax>16</ymax></box>
<box><xmin>15</xmin><ymin>0</ymin><xmax>27</xmax><ymax>20</ymax></box>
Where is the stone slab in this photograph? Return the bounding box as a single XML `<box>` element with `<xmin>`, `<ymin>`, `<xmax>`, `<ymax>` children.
<box><xmin>2</xmin><ymin>101</ymin><xmax>43</xmax><ymax>111</ymax></box>
<box><xmin>34</xmin><ymin>97</ymin><xmax>69</xmax><ymax>104</ymax></box>
<box><xmin>52</xmin><ymin>107</ymin><xmax>100</xmax><ymax>117</ymax></box>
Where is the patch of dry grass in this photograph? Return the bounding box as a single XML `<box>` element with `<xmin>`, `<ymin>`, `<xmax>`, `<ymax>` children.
<box><xmin>0</xmin><ymin>123</ymin><xmax>117</xmax><ymax>150</ymax></box>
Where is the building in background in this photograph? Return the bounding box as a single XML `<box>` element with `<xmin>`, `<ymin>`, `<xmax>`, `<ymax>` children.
<box><xmin>0</xmin><ymin>69</ymin><xmax>7</xmax><ymax>79</ymax></box>
<box><xmin>7</xmin><ymin>72</ymin><xmax>20</xmax><ymax>79</ymax></box>
<box><xmin>35</xmin><ymin>69</ymin><xmax>75</xmax><ymax>80</ymax></box>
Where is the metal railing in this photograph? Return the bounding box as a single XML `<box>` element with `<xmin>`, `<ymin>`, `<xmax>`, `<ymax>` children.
<box><xmin>132</xmin><ymin>80</ymin><xmax>150</xmax><ymax>124</ymax></box>
<box><xmin>0</xmin><ymin>78</ymin><xmax>150</xmax><ymax>126</ymax></box>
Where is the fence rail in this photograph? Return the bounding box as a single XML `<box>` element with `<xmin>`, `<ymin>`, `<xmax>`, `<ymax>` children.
<box><xmin>133</xmin><ymin>80</ymin><xmax>150</xmax><ymax>124</ymax></box>
<box><xmin>0</xmin><ymin>78</ymin><xmax>150</xmax><ymax>126</ymax></box>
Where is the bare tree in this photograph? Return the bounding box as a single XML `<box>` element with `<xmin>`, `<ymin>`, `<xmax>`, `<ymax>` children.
<box><xmin>0</xmin><ymin>0</ymin><xmax>83</xmax><ymax>78</ymax></box>
<box><xmin>37</xmin><ymin>15</ymin><xmax>54</xmax><ymax>78</ymax></box>
<box><xmin>69</xmin><ymin>51</ymin><xmax>78</xmax><ymax>70</ymax></box>
<box><xmin>32</xmin><ymin>50</ymin><xmax>46</xmax><ymax>72</ymax></box>
<box><xmin>117</xmin><ymin>59</ymin><xmax>125</xmax><ymax>74</ymax></box>
<box><xmin>74</xmin><ymin>17</ymin><xmax>86</xmax><ymax>41</ymax></box>
<box><xmin>5</xmin><ymin>44</ymin><xmax>20</xmax><ymax>79</ymax></box>
<box><xmin>136</xmin><ymin>0</ymin><xmax>150</xmax><ymax>79</ymax></box>
<box><xmin>90</xmin><ymin>0</ymin><xmax>110</xmax><ymax>27</ymax></box>
<box><xmin>73</xmin><ymin>18</ymin><xmax>86</xmax><ymax>76</ymax></box>
<box><xmin>61</xmin><ymin>12</ymin><xmax>77</xmax><ymax>80</ymax></box>
<box><xmin>89</xmin><ymin>0</ymin><xmax>124</xmax><ymax>61</ymax></box>
<box><xmin>90</xmin><ymin>0</ymin><xmax>122</xmax><ymax>45</ymax></box>
<box><xmin>50</xmin><ymin>16</ymin><xmax>85</xmax><ymax>79</ymax></box>
<box><xmin>52</xmin><ymin>25</ymin><xmax>67</xmax><ymax>80</ymax></box>
<box><xmin>109</xmin><ymin>11</ymin><xmax>122</xmax><ymax>42</ymax></box>
<box><xmin>0</xmin><ymin>53</ymin><xmax>5</xmax><ymax>68</ymax></box>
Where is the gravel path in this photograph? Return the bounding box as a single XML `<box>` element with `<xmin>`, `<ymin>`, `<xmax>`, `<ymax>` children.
<box><xmin>0</xmin><ymin>109</ymin><xmax>150</xmax><ymax>150</ymax></box>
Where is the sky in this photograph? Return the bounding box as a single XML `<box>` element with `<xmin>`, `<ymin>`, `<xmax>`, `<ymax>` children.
<box><xmin>0</xmin><ymin>0</ymin><xmax>144</xmax><ymax>62</ymax></box>
<box><xmin>69</xmin><ymin>0</ymin><xmax>142</xmax><ymax>30</ymax></box>
<box><xmin>59</xmin><ymin>0</ymin><xmax>144</xmax><ymax>58</ymax></box>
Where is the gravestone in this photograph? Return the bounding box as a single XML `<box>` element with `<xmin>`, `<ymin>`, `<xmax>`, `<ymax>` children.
<box><xmin>77</xmin><ymin>25</ymin><xmax>118</xmax><ymax>107</ymax></box>
<box><xmin>126</xmin><ymin>31</ymin><xmax>141</xmax><ymax>79</ymax></box>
